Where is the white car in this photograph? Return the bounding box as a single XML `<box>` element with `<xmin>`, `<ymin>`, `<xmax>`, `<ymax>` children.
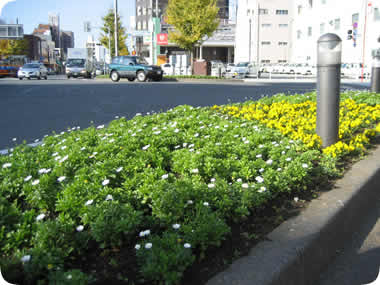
<box><xmin>232</xmin><ymin>62</ymin><xmax>260</xmax><ymax>78</ymax></box>
<box><xmin>160</xmin><ymin>63</ymin><xmax>173</xmax><ymax>75</ymax></box>
<box><xmin>17</xmin><ymin>63</ymin><xmax>48</xmax><ymax>80</ymax></box>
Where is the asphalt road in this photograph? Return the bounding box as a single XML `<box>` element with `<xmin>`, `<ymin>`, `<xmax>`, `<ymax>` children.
<box><xmin>0</xmin><ymin>76</ymin><xmax>369</xmax><ymax>150</ymax></box>
<box><xmin>316</xmin><ymin>195</ymin><xmax>380</xmax><ymax>285</ymax></box>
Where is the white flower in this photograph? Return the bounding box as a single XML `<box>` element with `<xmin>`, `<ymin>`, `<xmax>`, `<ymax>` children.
<box><xmin>135</xmin><ymin>244</ymin><xmax>141</xmax><ymax>250</ymax></box>
<box><xmin>174</xmin><ymin>128</ymin><xmax>180</xmax><ymax>133</ymax></box>
<box><xmin>237</xmin><ymin>178</ymin><xmax>242</xmax><ymax>183</ymax></box>
<box><xmin>194</xmin><ymin>133</ymin><xmax>199</xmax><ymax>137</ymax></box>
<box><xmin>184</xmin><ymin>243</ymin><xmax>191</xmax><ymax>248</ymax></box>
<box><xmin>302</xmin><ymin>163</ymin><xmax>308</xmax><ymax>169</ymax></box>
<box><xmin>57</xmin><ymin>176</ymin><xmax>66</xmax><ymax>182</ymax></box>
<box><xmin>191</xmin><ymin>168</ymin><xmax>199</xmax><ymax>174</ymax></box>
<box><xmin>76</xmin><ymin>225</ymin><xmax>84</xmax><ymax>232</ymax></box>
<box><xmin>258</xmin><ymin>186</ymin><xmax>266</xmax><ymax>193</ymax></box>
<box><xmin>259</xmin><ymin>144</ymin><xmax>264</xmax><ymax>148</ymax></box>
<box><xmin>145</xmin><ymin>243</ymin><xmax>152</xmax><ymax>249</ymax></box>
<box><xmin>286</xmin><ymin>146</ymin><xmax>291</xmax><ymax>149</ymax></box>
<box><xmin>142</xmin><ymin>144</ymin><xmax>150</xmax><ymax>150</ymax></box>
<box><xmin>172</xmin><ymin>224</ymin><xmax>181</xmax><ymax>229</ymax></box>
<box><xmin>97</xmin><ymin>124</ymin><xmax>105</xmax><ymax>129</ymax></box>
<box><xmin>54</xmin><ymin>156</ymin><xmax>61</xmax><ymax>161</ymax></box>
<box><xmin>105</xmin><ymin>194</ymin><xmax>113</xmax><ymax>201</ymax></box>
<box><xmin>85</xmin><ymin>200</ymin><xmax>93</xmax><ymax>206</ymax></box>
<box><xmin>24</xmin><ymin>175</ymin><xmax>32</xmax><ymax>182</ymax></box>
<box><xmin>259</xmin><ymin>168</ymin><xmax>265</xmax><ymax>173</ymax></box>
<box><xmin>294</xmin><ymin>197</ymin><xmax>299</xmax><ymax>203</ymax></box>
<box><xmin>266</xmin><ymin>159</ymin><xmax>273</xmax><ymax>165</ymax></box>
<box><xmin>256</xmin><ymin>154</ymin><xmax>262</xmax><ymax>158</ymax></box>
<box><xmin>242</xmin><ymin>183</ymin><xmax>249</xmax><ymax>189</ymax></box>
<box><xmin>210</xmin><ymin>178</ymin><xmax>216</xmax><ymax>182</ymax></box>
<box><xmin>203</xmin><ymin>202</ymin><xmax>209</xmax><ymax>207</ymax></box>
<box><xmin>286</xmin><ymin>157</ymin><xmax>292</xmax><ymax>162</ymax></box>
<box><xmin>153</xmin><ymin>131</ymin><xmax>161</xmax><ymax>135</ymax></box>
<box><xmin>174</xmin><ymin>145</ymin><xmax>180</xmax><ymax>149</ymax></box>
<box><xmin>208</xmin><ymin>183</ymin><xmax>215</xmax><ymax>188</ymax></box>
<box><xmin>32</xmin><ymin>179</ymin><xmax>40</xmax><ymax>186</ymax></box>
<box><xmin>204</xmin><ymin>135</ymin><xmax>210</xmax><ymax>139</ymax></box>
<box><xmin>183</xmin><ymin>143</ymin><xmax>188</xmax><ymax>147</ymax></box>
<box><xmin>60</xmin><ymin>131</ymin><xmax>65</xmax><ymax>135</ymax></box>
<box><xmin>161</xmin><ymin>174</ymin><xmax>169</xmax><ymax>179</ymax></box>
<box><xmin>21</xmin><ymin>255</ymin><xmax>31</xmax><ymax>262</ymax></box>
<box><xmin>36</xmin><ymin>213</ymin><xmax>45</xmax><ymax>221</ymax></box>
<box><xmin>61</xmin><ymin>146</ymin><xmax>67</xmax><ymax>150</ymax></box>
<box><xmin>34</xmin><ymin>139</ymin><xmax>39</xmax><ymax>143</ymax></box>
<box><xmin>80</xmin><ymin>147</ymin><xmax>86</xmax><ymax>151</ymax></box>
<box><xmin>59</xmin><ymin>155</ymin><xmax>69</xmax><ymax>163</ymax></box>
<box><xmin>187</xmin><ymin>200</ymin><xmax>193</xmax><ymax>205</ymax></box>
<box><xmin>234</xmin><ymin>134</ymin><xmax>239</xmax><ymax>138</ymax></box>
<box><xmin>75</xmin><ymin>138</ymin><xmax>80</xmax><ymax>141</ymax></box>
<box><xmin>102</xmin><ymin>179</ymin><xmax>110</xmax><ymax>186</ymax></box>
<box><xmin>255</xmin><ymin>176</ymin><xmax>264</xmax><ymax>183</ymax></box>
<box><xmin>109</xmin><ymin>138</ymin><xmax>115</xmax><ymax>143</ymax></box>
<box><xmin>67</xmin><ymin>274</ymin><xmax>72</xmax><ymax>280</ymax></box>
<box><xmin>116</xmin><ymin>167</ymin><xmax>123</xmax><ymax>173</ymax></box>
<box><xmin>12</xmin><ymin>137</ymin><xmax>17</xmax><ymax>142</ymax></box>
<box><xmin>139</xmin><ymin>230</ymin><xmax>150</xmax><ymax>237</ymax></box>
<box><xmin>244</xmin><ymin>140</ymin><xmax>250</xmax><ymax>144</ymax></box>
<box><xmin>215</xmin><ymin>143</ymin><xmax>221</xmax><ymax>146</ymax></box>
<box><xmin>2</xmin><ymin>163</ymin><xmax>12</xmax><ymax>169</ymax></box>
<box><xmin>277</xmin><ymin>168</ymin><xmax>282</xmax><ymax>171</ymax></box>
<box><xmin>52</xmin><ymin>152</ymin><xmax>59</xmax><ymax>157</ymax></box>
<box><xmin>282</xmin><ymin>151</ymin><xmax>286</xmax><ymax>155</ymax></box>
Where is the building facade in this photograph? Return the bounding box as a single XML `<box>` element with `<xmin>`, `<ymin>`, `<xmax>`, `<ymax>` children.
<box><xmin>235</xmin><ymin>0</ymin><xmax>293</xmax><ymax>64</ymax></box>
<box><xmin>291</xmin><ymin>0</ymin><xmax>380</xmax><ymax>65</ymax></box>
<box><xmin>60</xmin><ymin>30</ymin><xmax>74</xmax><ymax>58</ymax></box>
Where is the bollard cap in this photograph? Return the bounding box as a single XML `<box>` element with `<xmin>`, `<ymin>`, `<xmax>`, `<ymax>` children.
<box><xmin>317</xmin><ymin>33</ymin><xmax>342</xmax><ymax>66</ymax></box>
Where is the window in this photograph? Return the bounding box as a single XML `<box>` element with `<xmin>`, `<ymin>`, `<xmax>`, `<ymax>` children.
<box><xmin>278</xmin><ymin>42</ymin><xmax>288</xmax><ymax>46</ymax></box>
<box><xmin>261</xmin><ymin>60</ymin><xmax>270</xmax><ymax>63</ymax></box>
<box><xmin>262</xmin><ymin>23</ymin><xmax>272</xmax><ymax>28</ymax></box>
<box><xmin>320</xmin><ymin>23</ymin><xmax>325</xmax><ymax>34</ymax></box>
<box><xmin>297</xmin><ymin>30</ymin><xmax>302</xmax><ymax>39</ymax></box>
<box><xmin>112</xmin><ymin>57</ymin><xmax>120</xmax><ymax>64</ymax></box>
<box><xmin>308</xmin><ymin>27</ymin><xmax>312</xmax><ymax>36</ymax></box>
<box><xmin>279</xmin><ymin>24</ymin><xmax>288</xmax><ymax>28</ymax></box>
<box><xmin>142</xmin><ymin>21</ymin><xmax>147</xmax><ymax>30</ymax></box>
<box><xmin>261</xmin><ymin>41</ymin><xmax>271</xmax><ymax>45</ymax></box>
<box><xmin>298</xmin><ymin>5</ymin><xmax>302</xmax><ymax>15</ymax></box>
<box><xmin>247</xmin><ymin>9</ymin><xmax>251</xmax><ymax>16</ymax></box>
<box><xmin>375</xmin><ymin>8</ymin><xmax>380</xmax><ymax>21</ymax></box>
<box><xmin>137</xmin><ymin>21</ymin><xmax>141</xmax><ymax>30</ymax></box>
<box><xmin>137</xmin><ymin>6</ymin><xmax>142</xmax><ymax>16</ymax></box>
<box><xmin>278</xmin><ymin>60</ymin><xmax>287</xmax><ymax>63</ymax></box>
<box><xmin>309</xmin><ymin>0</ymin><xmax>313</xmax><ymax>8</ymax></box>
<box><xmin>143</xmin><ymin>7</ymin><xmax>146</xmax><ymax>15</ymax></box>
<box><xmin>334</xmin><ymin>18</ymin><xmax>340</xmax><ymax>30</ymax></box>
<box><xmin>259</xmin><ymin>9</ymin><xmax>268</xmax><ymax>15</ymax></box>
<box><xmin>276</xmin><ymin>10</ymin><xmax>288</xmax><ymax>15</ymax></box>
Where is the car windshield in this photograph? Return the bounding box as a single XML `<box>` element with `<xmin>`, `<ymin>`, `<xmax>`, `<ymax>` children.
<box><xmin>236</xmin><ymin>62</ymin><xmax>249</xmax><ymax>67</ymax></box>
<box><xmin>67</xmin><ymin>59</ymin><xmax>85</xmax><ymax>67</ymax></box>
<box><xmin>23</xmin><ymin>64</ymin><xmax>40</xmax><ymax>69</ymax></box>
<box><xmin>136</xmin><ymin>57</ymin><xmax>148</xmax><ymax>65</ymax></box>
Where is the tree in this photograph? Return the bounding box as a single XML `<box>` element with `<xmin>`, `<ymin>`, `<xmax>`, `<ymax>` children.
<box><xmin>0</xmin><ymin>38</ymin><xmax>29</xmax><ymax>57</ymax></box>
<box><xmin>99</xmin><ymin>9</ymin><xmax>129</xmax><ymax>57</ymax></box>
<box><xmin>165</xmin><ymin>0</ymin><xmax>219</xmax><ymax>72</ymax></box>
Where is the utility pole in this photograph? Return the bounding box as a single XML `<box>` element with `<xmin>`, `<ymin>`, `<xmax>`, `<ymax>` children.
<box><xmin>361</xmin><ymin>0</ymin><xmax>368</xmax><ymax>82</ymax></box>
<box><xmin>257</xmin><ymin>2</ymin><xmax>260</xmax><ymax>66</ymax></box>
<box><xmin>114</xmin><ymin>0</ymin><xmax>118</xmax><ymax>56</ymax></box>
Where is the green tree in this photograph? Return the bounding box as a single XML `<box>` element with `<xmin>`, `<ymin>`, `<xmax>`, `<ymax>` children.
<box><xmin>165</xmin><ymin>0</ymin><xmax>219</xmax><ymax>72</ymax></box>
<box><xmin>0</xmin><ymin>38</ymin><xmax>29</xmax><ymax>57</ymax></box>
<box><xmin>99</xmin><ymin>9</ymin><xmax>129</xmax><ymax>57</ymax></box>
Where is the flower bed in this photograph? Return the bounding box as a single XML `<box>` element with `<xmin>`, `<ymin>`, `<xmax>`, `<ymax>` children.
<box><xmin>0</xmin><ymin>91</ymin><xmax>379</xmax><ymax>284</ymax></box>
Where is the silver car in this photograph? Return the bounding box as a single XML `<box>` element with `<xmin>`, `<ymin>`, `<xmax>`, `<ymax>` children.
<box><xmin>17</xmin><ymin>63</ymin><xmax>48</xmax><ymax>80</ymax></box>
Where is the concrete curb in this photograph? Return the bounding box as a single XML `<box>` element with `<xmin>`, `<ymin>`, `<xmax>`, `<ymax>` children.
<box><xmin>207</xmin><ymin>145</ymin><xmax>380</xmax><ymax>285</ymax></box>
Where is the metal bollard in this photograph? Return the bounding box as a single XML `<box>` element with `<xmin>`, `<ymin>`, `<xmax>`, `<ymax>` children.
<box><xmin>316</xmin><ymin>33</ymin><xmax>342</xmax><ymax>148</ymax></box>
<box><xmin>371</xmin><ymin>49</ymin><xmax>380</xmax><ymax>93</ymax></box>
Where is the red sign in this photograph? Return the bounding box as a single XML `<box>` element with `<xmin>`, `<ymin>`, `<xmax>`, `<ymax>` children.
<box><xmin>157</xmin><ymin>33</ymin><xmax>168</xmax><ymax>45</ymax></box>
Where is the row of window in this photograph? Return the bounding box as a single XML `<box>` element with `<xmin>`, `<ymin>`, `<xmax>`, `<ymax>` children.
<box><xmin>261</xmin><ymin>60</ymin><xmax>288</xmax><ymax>63</ymax></box>
<box><xmin>261</xmin><ymin>41</ymin><xmax>288</xmax><ymax>46</ymax></box>
<box><xmin>247</xmin><ymin>9</ymin><xmax>288</xmax><ymax>16</ymax></box>
<box><xmin>137</xmin><ymin>21</ymin><xmax>148</xmax><ymax>30</ymax></box>
<box><xmin>261</xmin><ymin>23</ymin><xmax>288</xmax><ymax>28</ymax></box>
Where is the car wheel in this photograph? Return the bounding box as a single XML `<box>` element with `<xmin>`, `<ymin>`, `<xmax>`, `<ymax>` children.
<box><xmin>67</xmin><ymin>76</ymin><xmax>70</xmax><ymax>79</ymax></box>
<box><xmin>127</xmin><ymin>77</ymin><xmax>135</xmax><ymax>82</ymax></box>
<box><xmin>37</xmin><ymin>76</ymin><xmax>41</xmax><ymax>80</ymax></box>
<box><xmin>110</xmin><ymin>71</ymin><xmax>120</xmax><ymax>82</ymax></box>
<box><xmin>19</xmin><ymin>77</ymin><xmax>23</xmax><ymax>80</ymax></box>
<box><xmin>137</xmin><ymin>71</ymin><xmax>147</xmax><ymax>82</ymax></box>
<box><xmin>153</xmin><ymin>75</ymin><xmax>163</xmax><ymax>82</ymax></box>
<box><xmin>45</xmin><ymin>75</ymin><xmax>48</xmax><ymax>80</ymax></box>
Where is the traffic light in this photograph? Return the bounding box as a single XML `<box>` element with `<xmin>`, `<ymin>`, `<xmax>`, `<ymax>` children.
<box><xmin>347</xmin><ymin>30</ymin><xmax>352</xmax><ymax>40</ymax></box>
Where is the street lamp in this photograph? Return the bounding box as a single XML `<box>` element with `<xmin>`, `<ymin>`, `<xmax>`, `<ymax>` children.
<box><xmin>114</xmin><ymin>0</ymin><xmax>118</xmax><ymax>57</ymax></box>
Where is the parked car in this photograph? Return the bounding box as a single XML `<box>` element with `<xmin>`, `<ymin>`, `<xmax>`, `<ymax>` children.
<box><xmin>160</xmin><ymin>63</ymin><xmax>173</xmax><ymax>75</ymax></box>
<box><xmin>17</xmin><ymin>63</ymin><xmax>48</xmax><ymax>80</ymax></box>
<box><xmin>109</xmin><ymin>56</ymin><xmax>163</xmax><ymax>82</ymax></box>
<box><xmin>210</xmin><ymin>60</ymin><xmax>226</xmax><ymax>77</ymax></box>
<box><xmin>232</xmin><ymin>62</ymin><xmax>260</xmax><ymax>78</ymax></box>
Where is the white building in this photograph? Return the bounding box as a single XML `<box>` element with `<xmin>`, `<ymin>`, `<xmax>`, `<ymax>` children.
<box><xmin>86</xmin><ymin>35</ymin><xmax>109</xmax><ymax>64</ymax></box>
<box><xmin>292</xmin><ymin>0</ymin><xmax>380</xmax><ymax>65</ymax></box>
<box><xmin>235</xmin><ymin>0</ymin><xmax>293</xmax><ymax>64</ymax></box>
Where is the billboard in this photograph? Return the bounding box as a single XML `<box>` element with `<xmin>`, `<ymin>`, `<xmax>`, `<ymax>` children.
<box><xmin>157</xmin><ymin>33</ymin><xmax>168</xmax><ymax>45</ymax></box>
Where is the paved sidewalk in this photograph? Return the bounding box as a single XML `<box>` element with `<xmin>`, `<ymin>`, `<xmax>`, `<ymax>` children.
<box><xmin>207</xmin><ymin>145</ymin><xmax>380</xmax><ymax>285</ymax></box>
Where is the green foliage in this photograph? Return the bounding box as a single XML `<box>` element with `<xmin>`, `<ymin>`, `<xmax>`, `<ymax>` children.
<box><xmin>165</xmin><ymin>0</ymin><xmax>219</xmax><ymax>59</ymax></box>
<box><xmin>99</xmin><ymin>9</ymin><xmax>129</xmax><ymax>57</ymax></box>
<box><xmin>0</xmin><ymin>38</ymin><xmax>29</xmax><ymax>56</ymax></box>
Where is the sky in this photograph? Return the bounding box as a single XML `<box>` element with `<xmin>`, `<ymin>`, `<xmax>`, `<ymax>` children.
<box><xmin>0</xmin><ymin>0</ymin><xmax>135</xmax><ymax>48</ymax></box>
